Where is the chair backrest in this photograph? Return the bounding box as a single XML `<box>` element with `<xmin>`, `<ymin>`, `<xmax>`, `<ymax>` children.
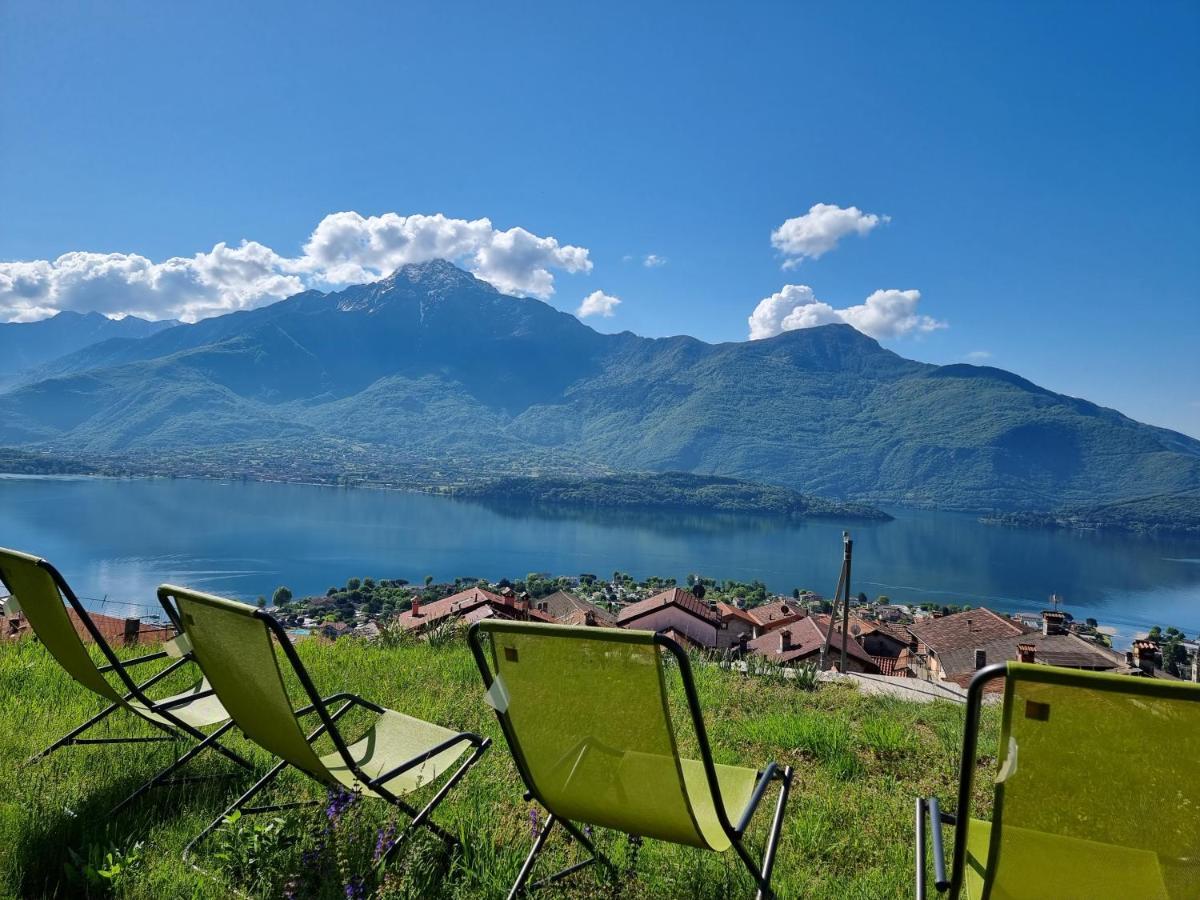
<box><xmin>986</xmin><ymin>662</ymin><xmax>1200</xmax><ymax>897</ymax></box>
<box><xmin>0</xmin><ymin>547</ymin><xmax>125</xmax><ymax>702</ymax></box>
<box><xmin>163</xmin><ymin>584</ymin><xmax>332</xmax><ymax>780</ymax></box>
<box><xmin>471</xmin><ymin>620</ymin><xmax>722</xmax><ymax>849</ymax></box>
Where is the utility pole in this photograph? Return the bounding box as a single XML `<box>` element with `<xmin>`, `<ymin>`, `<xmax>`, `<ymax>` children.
<box><xmin>818</xmin><ymin>532</ymin><xmax>853</xmax><ymax>672</ymax></box>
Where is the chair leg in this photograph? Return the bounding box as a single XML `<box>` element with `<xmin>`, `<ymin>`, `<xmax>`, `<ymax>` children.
<box><xmin>110</xmin><ymin>720</ymin><xmax>239</xmax><ymax>817</ymax></box>
<box><xmin>756</xmin><ymin>766</ymin><xmax>792</xmax><ymax>900</ymax></box>
<box><xmin>732</xmin><ymin>765</ymin><xmax>793</xmax><ymax>900</ymax></box>
<box><xmin>377</xmin><ymin>738</ymin><xmax>492</xmax><ymax>867</ymax></box>
<box><xmin>184</xmin><ymin>758</ymin><xmax>290</xmax><ymax>860</ymax></box>
<box><xmin>508</xmin><ymin>812</ymin><xmax>557</xmax><ymax>900</ymax></box>
<box><xmin>25</xmin><ymin>700</ymin><xmax>121</xmax><ymax>764</ymax></box>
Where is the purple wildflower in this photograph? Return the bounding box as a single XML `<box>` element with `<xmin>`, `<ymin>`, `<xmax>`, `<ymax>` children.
<box><xmin>326</xmin><ymin>788</ymin><xmax>357</xmax><ymax>823</ymax></box>
<box><xmin>373</xmin><ymin>822</ymin><xmax>398</xmax><ymax>864</ymax></box>
<box><xmin>344</xmin><ymin>875</ymin><xmax>366</xmax><ymax>899</ymax></box>
<box><xmin>529</xmin><ymin>806</ymin><xmax>540</xmax><ymax>840</ymax></box>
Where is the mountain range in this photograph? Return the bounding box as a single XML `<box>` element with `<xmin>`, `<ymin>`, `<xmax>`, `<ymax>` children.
<box><xmin>1</xmin><ymin>259</ymin><xmax>1198</xmax><ymax>512</ymax></box>
<box><xmin>0</xmin><ymin>310</ymin><xmax>176</xmax><ymax>387</ymax></box>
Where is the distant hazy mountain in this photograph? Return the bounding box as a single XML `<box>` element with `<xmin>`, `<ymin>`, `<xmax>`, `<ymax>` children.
<box><xmin>2</xmin><ymin>260</ymin><xmax>1198</xmax><ymax>512</ymax></box>
<box><xmin>0</xmin><ymin>311</ymin><xmax>177</xmax><ymax>386</ymax></box>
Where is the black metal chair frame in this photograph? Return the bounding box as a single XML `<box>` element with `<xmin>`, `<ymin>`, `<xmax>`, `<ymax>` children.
<box><xmin>2</xmin><ymin>557</ymin><xmax>256</xmax><ymax>815</ymax></box>
<box><xmin>168</xmin><ymin>590</ymin><xmax>491</xmax><ymax>867</ymax></box>
<box><xmin>469</xmin><ymin>623</ymin><xmax>794</xmax><ymax>900</ymax></box>
<box><xmin>914</xmin><ymin>662</ymin><xmax>1007</xmax><ymax>899</ymax></box>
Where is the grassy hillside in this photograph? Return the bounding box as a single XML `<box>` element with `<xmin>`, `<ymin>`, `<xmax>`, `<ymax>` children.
<box><xmin>0</xmin><ymin>635</ymin><xmax>997</xmax><ymax>899</ymax></box>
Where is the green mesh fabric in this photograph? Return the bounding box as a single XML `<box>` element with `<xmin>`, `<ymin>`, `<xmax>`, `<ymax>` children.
<box><xmin>322</xmin><ymin>710</ymin><xmax>468</xmax><ymax>795</ymax></box>
<box><xmin>0</xmin><ymin>547</ymin><xmax>123</xmax><ymax>702</ymax></box>
<box><xmin>968</xmin><ymin>663</ymin><xmax>1200</xmax><ymax>900</ymax></box>
<box><xmin>168</xmin><ymin>585</ymin><xmax>330</xmax><ymax>779</ymax></box>
<box><xmin>169</xmin><ymin>585</ymin><xmax>470</xmax><ymax>798</ymax></box>
<box><xmin>129</xmin><ymin>679</ymin><xmax>229</xmax><ymax>729</ymax></box>
<box><xmin>479</xmin><ymin>621</ymin><xmax>757</xmax><ymax>851</ymax></box>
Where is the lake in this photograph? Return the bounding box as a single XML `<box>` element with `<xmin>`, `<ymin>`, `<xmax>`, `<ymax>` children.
<box><xmin>2</xmin><ymin>475</ymin><xmax>1198</xmax><ymax>643</ymax></box>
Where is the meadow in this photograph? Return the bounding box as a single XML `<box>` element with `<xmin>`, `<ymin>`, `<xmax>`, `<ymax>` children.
<box><xmin>0</xmin><ymin>634</ymin><xmax>998</xmax><ymax>899</ymax></box>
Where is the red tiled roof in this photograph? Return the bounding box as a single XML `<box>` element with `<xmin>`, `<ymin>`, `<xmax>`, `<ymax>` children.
<box><xmin>617</xmin><ymin>588</ymin><xmax>721</xmax><ymax>627</ymax></box>
<box><xmin>744</xmin><ymin>599</ymin><xmax>807</xmax><ymax>631</ymax></box>
<box><xmin>907</xmin><ymin>607</ymin><xmax>1027</xmax><ymax>654</ymax></box>
<box><xmin>3</xmin><ymin>608</ymin><xmax>173</xmax><ymax>646</ymax></box>
<box><xmin>396</xmin><ymin>587</ymin><xmax>508</xmax><ymax>630</ymax></box>
<box><xmin>746</xmin><ymin>616</ymin><xmax>878</xmax><ymax>671</ymax></box>
<box><xmin>715</xmin><ymin>602</ymin><xmax>758</xmax><ymax>627</ymax></box>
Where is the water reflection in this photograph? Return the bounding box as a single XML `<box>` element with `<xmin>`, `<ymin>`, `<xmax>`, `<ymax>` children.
<box><xmin>1</xmin><ymin>475</ymin><xmax>1197</xmax><ymax>637</ymax></box>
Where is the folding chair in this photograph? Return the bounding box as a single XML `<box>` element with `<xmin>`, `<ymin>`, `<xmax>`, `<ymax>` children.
<box><xmin>159</xmin><ymin>584</ymin><xmax>490</xmax><ymax>863</ymax></box>
<box><xmin>469</xmin><ymin>620</ymin><xmax>793</xmax><ymax>900</ymax></box>
<box><xmin>0</xmin><ymin>547</ymin><xmax>254</xmax><ymax>814</ymax></box>
<box><xmin>916</xmin><ymin>661</ymin><xmax>1200</xmax><ymax>899</ymax></box>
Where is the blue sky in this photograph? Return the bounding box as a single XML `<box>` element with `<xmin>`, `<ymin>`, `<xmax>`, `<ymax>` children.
<box><xmin>2</xmin><ymin>1</ymin><xmax>1197</xmax><ymax>436</ymax></box>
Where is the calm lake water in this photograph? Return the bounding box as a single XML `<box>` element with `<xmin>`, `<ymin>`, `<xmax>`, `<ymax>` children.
<box><xmin>2</xmin><ymin>475</ymin><xmax>1198</xmax><ymax>642</ymax></box>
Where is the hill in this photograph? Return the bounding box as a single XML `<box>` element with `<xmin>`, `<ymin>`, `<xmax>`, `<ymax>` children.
<box><xmin>984</xmin><ymin>487</ymin><xmax>1200</xmax><ymax>535</ymax></box>
<box><xmin>0</xmin><ymin>310</ymin><xmax>176</xmax><ymax>386</ymax></box>
<box><xmin>1</xmin><ymin>260</ymin><xmax>1198</xmax><ymax>511</ymax></box>
<box><xmin>0</xmin><ymin>634</ymin><xmax>995</xmax><ymax>898</ymax></box>
<box><xmin>454</xmin><ymin>472</ymin><xmax>892</xmax><ymax>520</ymax></box>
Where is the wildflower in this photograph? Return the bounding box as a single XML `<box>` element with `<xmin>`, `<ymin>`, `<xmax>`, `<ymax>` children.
<box><xmin>373</xmin><ymin>822</ymin><xmax>398</xmax><ymax>864</ymax></box>
<box><xmin>344</xmin><ymin>875</ymin><xmax>366</xmax><ymax>899</ymax></box>
<box><xmin>529</xmin><ymin>806</ymin><xmax>540</xmax><ymax>839</ymax></box>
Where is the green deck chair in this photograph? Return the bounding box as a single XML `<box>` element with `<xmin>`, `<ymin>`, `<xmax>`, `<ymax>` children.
<box><xmin>917</xmin><ymin>661</ymin><xmax>1200</xmax><ymax>900</ymax></box>
<box><xmin>468</xmin><ymin>620</ymin><xmax>794</xmax><ymax>900</ymax></box>
<box><xmin>0</xmin><ymin>547</ymin><xmax>254</xmax><ymax>814</ymax></box>
<box><xmin>160</xmin><ymin>584</ymin><xmax>491</xmax><ymax>863</ymax></box>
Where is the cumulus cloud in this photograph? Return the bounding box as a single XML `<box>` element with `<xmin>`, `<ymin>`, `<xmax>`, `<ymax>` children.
<box><xmin>0</xmin><ymin>211</ymin><xmax>592</xmax><ymax>323</ymax></box>
<box><xmin>771</xmin><ymin>203</ymin><xmax>889</xmax><ymax>268</ymax></box>
<box><xmin>643</xmin><ymin>254</ymin><xmax>667</xmax><ymax>268</ymax></box>
<box><xmin>577</xmin><ymin>290</ymin><xmax>621</xmax><ymax>318</ymax></box>
<box><xmin>748</xmin><ymin>284</ymin><xmax>945</xmax><ymax>341</ymax></box>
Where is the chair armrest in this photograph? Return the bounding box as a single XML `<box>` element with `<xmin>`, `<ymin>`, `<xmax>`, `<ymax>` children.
<box><xmin>294</xmin><ymin>692</ymin><xmax>385</xmax><ymax>717</ymax></box>
<box><xmin>916</xmin><ymin>797</ymin><xmax>953</xmax><ymax>898</ymax></box>
<box><xmin>97</xmin><ymin>650</ymin><xmax>169</xmax><ymax>673</ymax></box>
<box><xmin>734</xmin><ymin>761</ymin><xmax>779</xmax><ymax>836</ymax></box>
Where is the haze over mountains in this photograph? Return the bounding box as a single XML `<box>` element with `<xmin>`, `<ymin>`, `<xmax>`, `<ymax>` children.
<box><xmin>0</xmin><ymin>310</ymin><xmax>176</xmax><ymax>387</ymax></box>
<box><xmin>1</xmin><ymin>260</ymin><xmax>1197</xmax><ymax>512</ymax></box>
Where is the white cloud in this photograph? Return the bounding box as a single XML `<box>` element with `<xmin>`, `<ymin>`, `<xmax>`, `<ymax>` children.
<box><xmin>771</xmin><ymin>203</ymin><xmax>889</xmax><ymax>268</ymax></box>
<box><xmin>643</xmin><ymin>254</ymin><xmax>667</xmax><ymax>268</ymax></box>
<box><xmin>748</xmin><ymin>284</ymin><xmax>945</xmax><ymax>341</ymax></box>
<box><xmin>0</xmin><ymin>211</ymin><xmax>592</xmax><ymax>323</ymax></box>
<box><xmin>965</xmin><ymin>350</ymin><xmax>992</xmax><ymax>362</ymax></box>
<box><xmin>577</xmin><ymin>290</ymin><xmax>621</xmax><ymax>318</ymax></box>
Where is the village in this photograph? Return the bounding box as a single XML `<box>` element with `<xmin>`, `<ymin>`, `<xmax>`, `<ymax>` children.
<box><xmin>263</xmin><ymin>573</ymin><xmax>1199</xmax><ymax>692</ymax></box>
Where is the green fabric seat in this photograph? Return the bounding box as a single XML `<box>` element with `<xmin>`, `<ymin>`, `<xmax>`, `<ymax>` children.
<box><xmin>162</xmin><ymin>584</ymin><xmax>490</xmax><ymax>865</ymax></box>
<box><xmin>918</xmin><ymin>661</ymin><xmax>1200</xmax><ymax>900</ymax></box>
<box><xmin>963</xmin><ymin>819</ymin><xmax>1167</xmax><ymax>900</ymax></box>
<box><xmin>470</xmin><ymin>620</ymin><xmax>793</xmax><ymax>899</ymax></box>
<box><xmin>322</xmin><ymin>710</ymin><xmax>469</xmax><ymax>796</ymax></box>
<box><xmin>0</xmin><ymin>546</ymin><xmax>252</xmax><ymax>814</ymax></box>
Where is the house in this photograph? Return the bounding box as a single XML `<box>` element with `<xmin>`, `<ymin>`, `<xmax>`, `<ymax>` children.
<box><xmin>906</xmin><ymin>607</ymin><xmax>1029</xmax><ymax>682</ymax></box>
<box><xmin>841</xmin><ymin>615</ymin><xmax>911</xmax><ymax>658</ymax></box>
<box><xmin>745</xmin><ymin>616</ymin><xmax>879</xmax><ymax>673</ymax></box>
<box><xmin>616</xmin><ymin>587</ymin><xmax>722</xmax><ymax>648</ymax></box>
<box><xmin>714</xmin><ymin>601</ymin><xmax>759</xmax><ymax>649</ymax></box>
<box><xmin>2</xmin><ymin>598</ymin><xmax>173</xmax><ymax>646</ymax></box>
<box><xmin>740</xmin><ymin>599</ymin><xmax>807</xmax><ymax>637</ymax></box>
<box><xmin>395</xmin><ymin>586</ymin><xmax>553</xmax><ymax>634</ymax></box>
<box><xmin>533</xmin><ymin>590</ymin><xmax>617</xmax><ymax>627</ymax></box>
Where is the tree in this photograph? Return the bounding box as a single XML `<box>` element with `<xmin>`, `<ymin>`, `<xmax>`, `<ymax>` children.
<box><xmin>424</xmin><ymin>575</ymin><xmax>434</xmax><ymax>587</ymax></box>
<box><xmin>347</xmin><ymin>578</ymin><xmax>361</xmax><ymax>592</ymax></box>
<box><xmin>1085</xmin><ymin>617</ymin><xmax>1099</xmax><ymax>628</ymax></box>
<box><xmin>272</xmin><ymin>586</ymin><xmax>293</xmax><ymax>606</ymax></box>
<box><xmin>792</xmin><ymin>588</ymin><xmax>800</xmax><ymax>599</ymax></box>
<box><xmin>257</xmin><ymin>595</ymin><xmax>267</xmax><ymax>608</ymax></box>
<box><xmin>1148</xmin><ymin>625</ymin><xmax>1163</xmax><ymax>642</ymax></box>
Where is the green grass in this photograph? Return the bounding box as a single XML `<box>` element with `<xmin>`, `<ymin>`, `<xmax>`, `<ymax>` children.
<box><xmin>0</xmin><ymin>636</ymin><xmax>998</xmax><ymax>899</ymax></box>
